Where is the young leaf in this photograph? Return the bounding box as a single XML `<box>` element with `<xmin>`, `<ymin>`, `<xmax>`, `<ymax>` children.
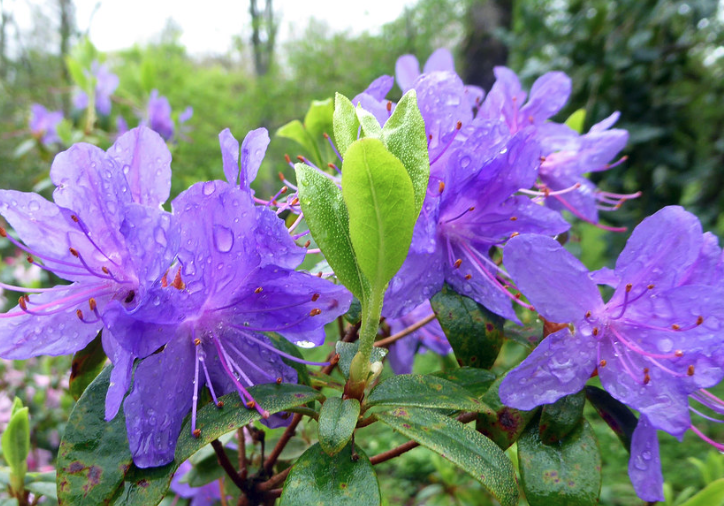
<box><xmin>69</xmin><ymin>333</ymin><xmax>107</xmax><ymax>401</ymax></box>
<box><xmin>341</xmin><ymin>138</ymin><xmax>416</xmax><ymax>292</ymax></box>
<box><xmin>280</xmin><ymin>443</ymin><xmax>380</xmax><ymax>506</ymax></box>
<box><xmin>356</xmin><ymin>106</ymin><xmax>382</xmax><ymax>139</ymax></box>
<box><xmin>381</xmin><ymin>90</ymin><xmax>430</xmax><ymax>214</ymax></box>
<box><xmin>335</xmin><ymin>341</ymin><xmax>387</xmax><ymax>380</ymax></box>
<box><xmin>295</xmin><ymin>163</ymin><xmax>366</xmax><ymax>299</ymax></box>
<box><xmin>517</xmin><ymin>419</ymin><xmax>602</xmax><ymax>506</ymax></box>
<box><xmin>2</xmin><ymin>407</ymin><xmax>30</xmax><ymax>487</ymax></box>
<box><xmin>318</xmin><ymin>398</ymin><xmax>360</xmax><ymax>457</ymax></box>
<box><xmin>565</xmin><ymin>108</ymin><xmax>587</xmax><ymax>134</ymax></box>
<box><xmin>304</xmin><ymin>98</ymin><xmax>335</xmax><ymax>164</ymax></box>
<box><xmin>333</xmin><ymin>93</ymin><xmax>360</xmax><ymax>158</ymax></box>
<box><xmin>277</xmin><ymin>120</ymin><xmax>319</xmax><ymax>164</ymax></box>
<box><xmin>376</xmin><ymin>408</ymin><xmax>518</xmax><ymax>506</ymax></box>
<box><xmin>678</xmin><ymin>478</ymin><xmax>724</xmax><ymax>506</ymax></box>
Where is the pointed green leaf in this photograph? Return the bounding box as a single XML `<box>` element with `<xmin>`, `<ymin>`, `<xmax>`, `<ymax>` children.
<box><xmin>539</xmin><ymin>391</ymin><xmax>586</xmax><ymax>445</ymax></box>
<box><xmin>333</xmin><ymin>93</ymin><xmax>360</xmax><ymax>158</ymax></box>
<box><xmin>342</xmin><ymin>138</ymin><xmax>416</xmax><ymax>292</ymax></box>
<box><xmin>304</xmin><ymin>98</ymin><xmax>335</xmax><ymax>165</ymax></box>
<box><xmin>69</xmin><ymin>333</ymin><xmax>107</xmax><ymax>401</ymax></box>
<box><xmin>518</xmin><ymin>420</ymin><xmax>602</xmax><ymax>506</ymax></box>
<box><xmin>319</xmin><ymin>398</ymin><xmax>360</xmax><ymax>456</ymax></box>
<box><xmin>381</xmin><ymin>90</ymin><xmax>430</xmax><ymax>214</ymax></box>
<box><xmin>356</xmin><ymin>105</ymin><xmax>382</xmax><ymax>139</ymax></box>
<box><xmin>678</xmin><ymin>478</ymin><xmax>724</xmax><ymax>506</ymax></box>
<box><xmin>281</xmin><ymin>443</ymin><xmax>380</xmax><ymax>506</ymax></box>
<box><xmin>431</xmin><ymin>284</ymin><xmax>505</xmax><ymax>369</ymax></box>
<box><xmin>2</xmin><ymin>407</ymin><xmax>29</xmax><ymax>486</ymax></box>
<box><xmin>277</xmin><ymin>120</ymin><xmax>320</xmax><ymax>164</ymax></box>
<box><xmin>366</xmin><ymin>374</ymin><xmax>490</xmax><ymax>413</ymax></box>
<box><xmin>565</xmin><ymin>109</ymin><xmax>587</xmax><ymax>134</ymax></box>
<box><xmin>476</xmin><ymin>374</ymin><xmax>538</xmax><ymax>450</ymax></box>
<box><xmin>10</xmin><ymin>398</ymin><xmax>23</xmax><ymax>418</ymax></box>
<box><xmin>584</xmin><ymin>385</ymin><xmax>637</xmax><ymax>452</ymax></box>
<box><xmin>376</xmin><ymin>408</ymin><xmax>518</xmax><ymax>506</ymax></box>
<box><xmin>335</xmin><ymin>341</ymin><xmax>387</xmax><ymax>380</ymax></box>
<box><xmin>431</xmin><ymin>367</ymin><xmax>497</xmax><ymax>398</ymax></box>
<box><xmin>295</xmin><ymin>163</ymin><xmax>366</xmax><ymax>299</ymax></box>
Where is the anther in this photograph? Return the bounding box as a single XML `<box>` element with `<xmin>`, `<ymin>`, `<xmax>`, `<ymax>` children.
<box><xmin>309</xmin><ymin>308</ymin><xmax>322</xmax><ymax>316</ymax></box>
<box><xmin>193</xmin><ymin>429</ymin><xmax>201</xmax><ymax>438</ymax></box>
<box><xmin>0</xmin><ymin>228</ymin><xmax>6</xmax><ymax>237</ymax></box>
<box><xmin>592</xmin><ymin>327</ymin><xmax>599</xmax><ymax>336</ymax></box>
<box><xmin>323</xmin><ymin>133</ymin><xmax>329</xmax><ymax>139</ymax></box>
<box><xmin>69</xmin><ymin>248</ymin><xmax>79</xmax><ymax>257</ymax></box>
<box><xmin>172</xmin><ymin>268</ymin><xmax>185</xmax><ymax>290</ymax></box>
<box><xmin>439</xmin><ymin>182</ymin><xmax>445</xmax><ymax>193</ymax></box>
<box><xmin>687</xmin><ymin>365</ymin><xmax>695</xmax><ymax>376</ymax></box>
<box><xmin>514</xmin><ymin>293</ymin><xmax>522</xmax><ymax>299</ymax></box>
<box><xmin>246</xmin><ymin>401</ymin><xmax>256</xmax><ymax>409</ymax></box>
<box><xmin>311</xmin><ymin>293</ymin><xmax>320</xmax><ymax>302</ymax></box>
<box><xmin>304</xmin><ymin>240</ymin><xmax>311</xmax><ymax>248</ymax></box>
<box><xmin>386</xmin><ymin>101</ymin><xmax>392</xmax><ymax>112</ymax></box>
<box><xmin>280</xmin><ymin>186</ymin><xmax>288</xmax><ymax>194</ymax></box>
<box><xmin>26</xmin><ymin>256</ymin><xmax>34</xmax><ymax>264</ymax></box>
<box><xmin>453</xmin><ymin>259</ymin><xmax>462</xmax><ymax>269</ymax></box>
<box><xmin>468</xmin><ymin>207</ymin><xmax>475</xmax><ymax>212</ymax></box>
<box><xmin>585</xmin><ymin>311</ymin><xmax>592</xmax><ymax>317</ymax></box>
<box><xmin>194</xmin><ymin>338</ymin><xmax>201</xmax><ymax>346</ymax></box>
<box><xmin>276</xmin><ymin>377</ymin><xmax>283</xmax><ymax>384</ymax></box>
<box><xmin>89</xmin><ymin>298</ymin><xmax>97</xmax><ymax>311</ymax></box>
<box><xmin>290</xmin><ymin>197</ymin><xmax>299</xmax><ymax>206</ymax></box>
<box><xmin>76</xmin><ymin>309</ymin><xmax>83</xmax><ymax>320</ymax></box>
<box><xmin>284</xmin><ymin>154</ymin><xmax>291</xmax><ymax>164</ymax></box>
<box><xmin>71</xmin><ymin>215</ymin><xmax>79</xmax><ymax>223</ymax></box>
<box><xmin>428</xmin><ymin>134</ymin><xmax>433</xmax><ymax>141</ymax></box>
<box><xmin>464</xmin><ymin>274</ymin><xmax>472</xmax><ymax>280</ymax></box>
<box><xmin>510</xmin><ymin>232</ymin><xmax>519</xmax><ymax>238</ymax></box>
<box><xmin>644</xmin><ymin>373</ymin><xmax>651</xmax><ymax>385</ymax></box>
<box><xmin>675</xmin><ymin>350</ymin><xmax>683</xmax><ymax>357</ymax></box>
<box><xmin>254</xmin><ymin>287</ymin><xmax>263</xmax><ymax>294</ymax></box>
<box><xmin>697</xmin><ymin>316</ymin><xmax>704</xmax><ymax>325</ymax></box>
<box><xmin>540</xmin><ymin>156</ymin><xmax>547</xmax><ymax>162</ymax></box>
<box><xmin>278</xmin><ymin>171</ymin><xmax>285</xmax><ymax>181</ymax></box>
<box><xmin>296</xmin><ymin>155</ymin><xmax>305</xmax><ymax>162</ymax></box>
<box><xmin>316</xmin><ymin>272</ymin><xmax>323</xmax><ymax>277</ymax></box>
<box><xmin>528</xmin><ymin>115</ymin><xmax>534</xmax><ymax>123</ymax></box>
<box><xmin>18</xmin><ymin>296</ymin><xmax>27</xmax><ymax>311</ymax></box>
<box><xmin>647</xmin><ymin>284</ymin><xmax>654</xmax><ymax>290</ymax></box>
<box><xmin>625</xmin><ymin>283</ymin><xmax>632</xmax><ymax>293</ymax></box>
<box><xmin>102</xmin><ymin>266</ymin><xmax>110</xmax><ymax>274</ymax></box>
<box><xmin>599</xmin><ymin>360</ymin><xmax>607</xmax><ymax>367</ymax></box>
<box><xmin>161</xmin><ymin>270</ymin><xmax>169</xmax><ymax>288</ymax></box>
<box><xmin>456</xmin><ymin>121</ymin><xmax>462</xmax><ymax>130</ymax></box>
<box><xmin>217</xmin><ymin>401</ymin><xmax>224</xmax><ymax>408</ymax></box>
<box><xmin>672</xmin><ymin>324</ymin><xmax>681</xmax><ymax>331</ymax></box>
<box><xmin>510</xmin><ymin>216</ymin><xmax>517</xmax><ymax>221</ymax></box>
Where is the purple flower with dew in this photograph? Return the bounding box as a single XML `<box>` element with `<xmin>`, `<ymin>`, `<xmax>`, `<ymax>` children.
<box><xmin>73</xmin><ymin>61</ymin><xmax>119</xmax><ymax>116</ymax></box>
<box><xmin>171</xmin><ymin>461</ymin><xmax>222</xmax><ymax>506</ymax></box>
<box><xmin>29</xmin><ymin>104</ymin><xmax>63</xmax><ymax>146</ymax></box>
<box><xmin>498</xmin><ymin>206</ymin><xmax>724</xmax><ymax>501</ymax></box>
<box><xmin>386</xmin><ymin>300</ymin><xmax>450</xmax><ymax>375</ymax></box>
<box><xmin>146</xmin><ymin>90</ymin><xmax>175</xmax><ymax>141</ymax></box>
<box><xmin>105</xmin><ymin>128</ymin><xmax>351</xmax><ymax>468</ymax></box>
<box><xmin>0</xmin><ymin>126</ymin><xmax>177</xmax><ymax>413</ymax></box>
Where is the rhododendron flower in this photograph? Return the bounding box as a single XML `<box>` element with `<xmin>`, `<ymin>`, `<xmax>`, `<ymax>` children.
<box><xmin>29</xmin><ymin>104</ymin><xmax>63</xmax><ymax>146</ymax></box>
<box><xmin>73</xmin><ymin>61</ymin><xmax>119</xmax><ymax>116</ymax></box>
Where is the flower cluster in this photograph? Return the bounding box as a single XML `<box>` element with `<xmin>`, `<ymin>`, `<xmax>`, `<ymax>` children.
<box><xmin>28</xmin><ymin>104</ymin><xmax>63</xmax><ymax>147</ymax></box>
<box><xmin>73</xmin><ymin>60</ymin><xmax>120</xmax><ymax>116</ymax></box>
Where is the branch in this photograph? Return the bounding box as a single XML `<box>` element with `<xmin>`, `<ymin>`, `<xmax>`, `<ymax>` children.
<box><xmin>237</xmin><ymin>427</ymin><xmax>247</xmax><ymax>481</ymax></box>
<box><xmin>256</xmin><ymin>466</ymin><xmax>291</xmax><ymax>492</ymax></box>
<box><xmin>263</xmin><ymin>413</ymin><xmax>302</xmax><ymax>475</ymax></box>
<box><xmin>374</xmin><ymin>313</ymin><xmax>437</xmax><ymax>348</ymax></box>
<box><xmin>211</xmin><ymin>439</ymin><xmax>247</xmax><ymax>491</ymax></box>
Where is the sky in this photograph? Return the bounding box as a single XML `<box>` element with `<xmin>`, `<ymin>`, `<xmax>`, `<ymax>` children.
<box><xmin>60</xmin><ymin>0</ymin><xmax>417</xmax><ymax>55</ymax></box>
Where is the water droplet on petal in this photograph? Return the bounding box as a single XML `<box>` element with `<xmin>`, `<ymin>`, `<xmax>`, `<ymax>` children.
<box><xmin>213</xmin><ymin>225</ymin><xmax>234</xmax><ymax>253</ymax></box>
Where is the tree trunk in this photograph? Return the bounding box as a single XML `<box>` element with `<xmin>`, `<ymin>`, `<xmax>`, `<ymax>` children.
<box><xmin>249</xmin><ymin>0</ymin><xmax>277</xmax><ymax>77</ymax></box>
<box><xmin>460</xmin><ymin>0</ymin><xmax>513</xmax><ymax>91</ymax></box>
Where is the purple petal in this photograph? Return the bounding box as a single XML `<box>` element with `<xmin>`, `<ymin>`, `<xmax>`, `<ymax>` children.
<box><xmin>580</xmin><ymin>129</ymin><xmax>628</xmax><ymax>172</ymax></box>
<box><xmin>362</xmin><ymin>75</ymin><xmax>394</xmax><ymax>101</ymax></box>
<box><xmin>108</xmin><ymin>126</ymin><xmax>172</xmax><ymax>207</ymax></box>
<box><xmin>537</xmin><ymin>122</ymin><xmax>580</xmax><ymax>154</ymax></box>
<box><xmin>351</xmin><ymin>93</ymin><xmax>389</xmax><ymax>127</ymax></box>
<box><xmin>387</xmin><ymin>337</ymin><xmax>418</xmax><ymax>375</ymax></box>
<box><xmin>520</xmin><ymin>71</ymin><xmax>572</xmax><ymax>125</ymax></box>
<box><xmin>219</xmin><ymin>129</ymin><xmax>241</xmax><ymax>186</ymax></box>
<box><xmin>628</xmin><ymin>415</ymin><xmax>664</xmax><ymax>502</ymax></box>
<box><xmin>615</xmin><ymin>206</ymin><xmax>703</xmax><ymax>290</ymax></box>
<box><xmin>102</xmin><ymin>331</ymin><xmax>134</xmax><ymax>421</ymax></box>
<box><xmin>590</xmin><ymin>111</ymin><xmax>620</xmax><ymax>132</ymax></box>
<box><xmin>123</xmin><ymin>334</ymin><xmax>195</xmax><ymax>468</ymax></box>
<box><xmin>590</xmin><ymin>266</ymin><xmax>619</xmax><ymax>288</ymax></box>
<box><xmin>477</xmin><ymin>67</ymin><xmax>526</xmax><ymax>128</ymax></box>
<box><xmin>170</xmin><ymin>461</ymin><xmax>197</xmax><ymax>498</ymax></box>
<box><xmin>179</xmin><ymin>106</ymin><xmax>194</xmax><ymax>124</ymax></box>
<box><xmin>395</xmin><ymin>54</ymin><xmax>420</xmax><ymax>92</ymax></box>
<box><xmin>682</xmin><ymin>232</ymin><xmax>722</xmax><ymax>286</ymax></box>
<box><xmin>147</xmin><ymin>90</ymin><xmax>175</xmax><ymax>141</ymax></box>
<box><xmin>446</xmin><ymin>118</ymin><xmax>510</xmax><ymax>186</ymax></box>
<box><xmin>504</xmin><ymin>234</ymin><xmax>603</xmax><ymax>323</ymax></box>
<box><xmin>463</xmin><ymin>85</ymin><xmax>485</xmax><ymax>111</ymax></box>
<box><xmin>0</xmin><ymin>286</ymin><xmax>106</xmax><ymax>359</ymax></box>
<box><xmin>423</xmin><ymin>48</ymin><xmax>455</xmax><ymax>73</ymax></box>
<box><xmin>254</xmin><ymin>206</ymin><xmax>305</xmax><ymax>269</ymax></box>
<box><xmin>499</xmin><ymin>327</ymin><xmax>596</xmax><ymax>410</ymax></box>
<box><xmin>240</xmin><ymin>128</ymin><xmax>270</xmax><ymax>190</ymax></box>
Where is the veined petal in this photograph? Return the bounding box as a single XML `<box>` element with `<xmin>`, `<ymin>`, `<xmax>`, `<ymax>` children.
<box><xmin>395</xmin><ymin>54</ymin><xmax>420</xmax><ymax>92</ymax></box>
<box><xmin>499</xmin><ymin>327</ymin><xmax>596</xmax><ymax>410</ymax></box>
<box><xmin>219</xmin><ymin>128</ymin><xmax>241</xmax><ymax>186</ymax></box>
<box><xmin>108</xmin><ymin>126</ymin><xmax>172</xmax><ymax>207</ymax></box>
<box><xmin>362</xmin><ymin>75</ymin><xmax>394</xmax><ymax>101</ymax></box>
<box><xmin>504</xmin><ymin>234</ymin><xmax>602</xmax><ymax>323</ymax></box>
<box><xmin>240</xmin><ymin>128</ymin><xmax>270</xmax><ymax>190</ymax></box>
<box><xmin>580</xmin><ymin>129</ymin><xmax>628</xmax><ymax>172</ymax></box>
<box><xmin>103</xmin><ymin>330</ymin><xmax>135</xmax><ymax>421</ymax></box>
<box><xmin>254</xmin><ymin>206</ymin><xmax>305</xmax><ymax>269</ymax></box>
<box><xmin>423</xmin><ymin>48</ymin><xmax>455</xmax><ymax>74</ymax></box>
<box><xmin>682</xmin><ymin>232</ymin><xmax>722</xmax><ymax>286</ymax></box>
<box><xmin>519</xmin><ymin>71</ymin><xmax>571</xmax><ymax>125</ymax></box>
<box><xmin>628</xmin><ymin>415</ymin><xmax>664</xmax><ymax>502</ymax></box>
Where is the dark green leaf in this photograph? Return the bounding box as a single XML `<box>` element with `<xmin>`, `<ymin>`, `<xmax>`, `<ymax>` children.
<box><xmin>518</xmin><ymin>420</ymin><xmax>602</xmax><ymax>506</ymax></box>
<box><xmin>295</xmin><ymin>163</ymin><xmax>367</xmax><ymax>299</ymax></box>
<box><xmin>431</xmin><ymin>284</ymin><xmax>505</xmax><ymax>369</ymax></box>
<box><xmin>376</xmin><ymin>408</ymin><xmax>518</xmax><ymax>506</ymax></box>
<box><xmin>366</xmin><ymin>374</ymin><xmax>490</xmax><ymax>413</ymax></box>
<box><xmin>335</xmin><ymin>341</ymin><xmax>387</xmax><ymax>380</ymax></box>
<box><xmin>57</xmin><ymin>367</ymin><xmax>322</xmax><ymax>505</ymax></box>
<box><xmin>341</xmin><ymin>138</ymin><xmax>416</xmax><ymax>292</ymax></box>
<box><xmin>584</xmin><ymin>385</ymin><xmax>637</xmax><ymax>452</ymax></box>
<box><xmin>319</xmin><ymin>398</ymin><xmax>360</xmax><ymax>456</ymax></box>
<box><xmin>267</xmin><ymin>332</ymin><xmax>311</xmax><ymax>386</ymax></box>
<box><xmin>539</xmin><ymin>391</ymin><xmax>586</xmax><ymax>445</ymax></box>
<box><xmin>280</xmin><ymin>443</ymin><xmax>380</xmax><ymax>506</ymax></box>
<box><xmin>333</xmin><ymin>93</ymin><xmax>360</xmax><ymax>158</ymax></box>
<box><xmin>381</xmin><ymin>90</ymin><xmax>430</xmax><ymax>214</ymax></box>
<box><xmin>69</xmin><ymin>333</ymin><xmax>107</xmax><ymax>401</ymax></box>
<box><xmin>476</xmin><ymin>374</ymin><xmax>538</xmax><ymax>450</ymax></box>
<box><xmin>344</xmin><ymin>297</ymin><xmax>362</xmax><ymax>324</ymax></box>
<box><xmin>431</xmin><ymin>367</ymin><xmax>496</xmax><ymax>398</ymax></box>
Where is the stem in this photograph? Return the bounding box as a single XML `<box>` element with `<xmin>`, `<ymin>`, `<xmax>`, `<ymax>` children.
<box><xmin>287</xmin><ymin>406</ymin><xmax>320</xmax><ymax>420</ymax></box>
<box><xmin>211</xmin><ymin>439</ymin><xmax>247</xmax><ymax>491</ymax></box>
<box><xmin>237</xmin><ymin>427</ymin><xmax>247</xmax><ymax>481</ymax></box>
<box><xmin>256</xmin><ymin>466</ymin><xmax>291</xmax><ymax>492</ymax></box>
<box><xmin>263</xmin><ymin>413</ymin><xmax>302</xmax><ymax>475</ymax></box>
<box><xmin>349</xmin><ymin>288</ymin><xmax>385</xmax><ymax>385</ymax></box>
<box><xmin>374</xmin><ymin>313</ymin><xmax>437</xmax><ymax>348</ymax></box>
<box><xmin>369</xmin><ymin>440</ymin><xmax>419</xmax><ymax>465</ymax></box>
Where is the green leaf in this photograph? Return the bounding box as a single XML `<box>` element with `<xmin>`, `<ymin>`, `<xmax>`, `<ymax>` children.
<box><xmin>539</xmin><ymin>391</ymin><xmax>586</xmax><ymax>445</ymax></box>
<box><xmin>281</xmin><ymin>443</ymin><xmax>380</xmax><ymax>506</ymax></box>
<box><xmin>69</xmin><ymin>333</ymin><xmax>107</xmax><ymax>401</ymax></box>
<box><xmin>381</xmin><ymin>90</ymin><xmax>430</xmax><ymax>214</ymax></box>
<box><xmin>476</xmin><ymin>374</ymin><xmax>538</xmax><ymax>450</ymax></box>
<box><xmin>304</xmin><ymin>98</ymin><xmax>335</xmax><ymax>165</ymax></box>
<box><xmin>25</xmin><ymin>481</ymin><xmax>57</xmax><ymax>500</ymax></box>
<box><xmin>333</xmin><ymin>93</ymin><xmax>360</xmax><ymax>158</ymax></box>
<box><xmin>10</xmin><ymin>398</ymin><xmax>23</xmax><ymax>418</ymax></box>
<box><xmin>356</xmin><ymin>105</ymin><xmax>382</xmax><ymax>139</ymax></box>
<box><xmin>2</xmin><ymin>406</ymin><xmax>29</xmax><ymax>491</ymax></box>
<box><xmin>431</xmin><ymin>284</ymin><xmax>505</xmax><ymax>369</ymax></box>
<box><xmin>335</xmin><ymin>342</ymin><xmax>387</xmax><ymax>380</ymax></box>
<box><xmin>57</xmin><ymin>367</ymin><xmax>322</xmax><ymax>506</ymax></box>
<box><xmin>65</xmin><ymin>57</ymin><xmax>88</xmax><ymax>90</ymax></box>
<box><xmin>518</xmin><ymin>420</ymin><xmax>602</xmax><ymax>506</ymax></box>
<box><xmin>319</xmin><ymin>398</ymin><xmax>360</xmax><ymax>456</ymax></box>
<box><xmin>13</xmin><ymin>139</ymin><xmax>36</xmax><ymax>159</ymax></box>
<box><xmin>584</xmin><ymin>385</ymin><xmax>637</xmax><ymax>452</ymax></box>
<box><xmin>278</xmin><ymin>120</ymin><xmax>319</xmax><ymax>163</ymax></box>
<box><xmin>678</xmin><ymin>478</ymin><xmax>724</xmax><ymax>506</ymax></box>
<box><xmin>295</xmin><ymin>163</ymin><xmax>366</xmax><ymax>299</ymax></box>
<box><xmin>267</xmin><ymin>332</ymin><xmax>311</xmax><ymax>386</ymax></box>
<box><xmin>565</xmin><ymin>109</ymin><xmax>587</xmax><ymax>134</ymax></box>
<box><xmin>139</xmin><ymin>58</ymin><xmax>156</xmax><ymax>94</ymax></box>
<box><xmin>376</xmin><ymin>408</ymin><xmax>518</xmax><ymax>506</ymax></box>
<box><xmin>431</xmin><ymin>367</ymin><xmax>496</xmax><ymax>398</ymax></box>
<box><xmin>365</xmin><ymin>374</ymin><xmax>490</xmax><ymax>413</ymax></box>
<box><xmin>341</xmin><ymin>138</ymin><xmax>416</xmax><ymax>292</ymax></box>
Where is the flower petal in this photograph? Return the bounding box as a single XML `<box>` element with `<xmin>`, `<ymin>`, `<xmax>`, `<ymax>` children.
<box><xmin>254</xmin><ymin>206</ymin><xmax>305</xmax><ymax>269</ymax></box>
<box><xmin>590</xmin><ymin>111</ymin><xmax>620</xmax><ymax>132</ymax></box>
<box><xmin>628</xmin><ymin>415</ymin><xmax>664</xmax><ymax>502</ymax></box>
<box><xmin>102</xmin><ymin>330</ymin><xmax>135</xmax><ymax>421</ymax></box>
<box><xmin>520</xmin><ymin>71</ymin><xmax>571</xmax><ymax>125</ymax></box>
<box><xmin>387</xmin><ymin>338</ymin><xmax>418</xmax><ymax>375</ymax></box>
<box><xmin>219</xmin><ymin>128</ymin><xmax>241</xmax><ymax>186</ymax></box>
<box><xmin>240</xmin><ymin>128</ymin><xmax>270</xmax><ymax>190</ymax></box>
<box><xmin>108</xmin><ymin>126</ymin><xmax>172</xmax><ymax>207</ymax></box>
<box><xmin>423</xmin><ymin>48</ymin><xmax>455</xmax><ymax>74</ymax></box>
<box><xmin>504</xmin><ymin>234</ymin><xmax>603</xmax><ymax>323</ymax></box>
<box><xmin>395</xmin><ymin>54</ymin><xmax>420</xmax><ymax>92</ymax></box>
<box><xmin>499</xmin><ymin>327</ymin><xmax>596</xmax><ymax>410</ymax></box>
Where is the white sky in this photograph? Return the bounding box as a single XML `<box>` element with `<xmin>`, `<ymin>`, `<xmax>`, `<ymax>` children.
<box><xmin>11</xmin><ymin>0</ymin><xmax>417</xmax><ymax>55</ymax></box>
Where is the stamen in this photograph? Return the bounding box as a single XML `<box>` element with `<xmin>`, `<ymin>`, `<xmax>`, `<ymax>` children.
<box><xmin>550</xmin><ymin>193</ymin><xmax>628</xmax><ymax>232</ymax></box>
<box><xmin>519</xmin><ymin>182</ymin><xmax>582</xmax><ymax>198</ymax></box>
<box><xmin>429</xmin><ymin>121</ymin><xmax>462</xmax><ymax>166</ymax></box>
<box><xmin>192</xmin><ymin>343</ymin><xmax>201</xmax><ymax>435</ymax></box>
<box><xmin>303</xmin><ymin>240</ymin><xmax>311</xmax><ymax>248</ymax></box>
<box><xmin>232</xmin><ymin>330</ymin><xmax>331</xmax><ymax>367</ymax></box>
<box><xmin>284</xmin><ymin>154</ymin><xmax>294</xmax><ymax>168</ymax></box>
<box><xmin>310</xmin><ymin>308</ymin><xmax>322</xmax><ymax>316</ymax></box>
<box><xmin>287</xmin><ymin>213</ymin><xmax>304</xmax><ymax>234</ymax></box>
<box><xmin>439</xmin><ymin>182</ymin><xmax>445</xmax><ymax>194</ymax></box>
<box><xmin>161</xmin><ymin>270</ymin><xmax>169</xmax><ymax>288</ymax></box>
<box><xmin>599</xmin><ymin>360</ymin><xmax>607</xmax><ymax>367</ymax></box>
<box><xmin>254</xmin><ymin>287</ymin><xmax>263</xmax><ymax>294</ymax></box>
<box><xmin>328</xmin><ymin>163</ymin><xmax>342</xmax><ymax>175</ymax></box>
<box><xmin>323</xmin><ymin>133</ymin><xmax>343</xmax><ymax>163</ymax></box>
<box><xmin>199</xmin><ymin>353</ymin><xmax>220</xmax><ymax>406</ymax></box>
<box><xmin>453</xmin><ymin>259</ymin><xmax>462</xmax><ymax>269</ymax></box>
<box><xmin>311</xmin><ymin>293</ymin><xmax>320</xmax><ymax>301</ymax></box>
<box><xmin>690</xmin><ymin>425</ymin><xmax>724</xmax><ymax>451</ymax></box>
<box><xmin>172</xmin><ymin>268</ymin><xmax>185</xmax><ymax>290</ymax></box>
<box><xmin>688</xmin><ymin>365</ymin><xmax>695</xmax><ymax>376</ymax></box>
<box><xmin>442</xmin><ymin>206</ymin><xmax>475</xmax><ymax>225</ymax></box>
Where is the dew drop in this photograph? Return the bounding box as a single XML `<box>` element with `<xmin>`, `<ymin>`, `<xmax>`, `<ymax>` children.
<box><xmin>213</xmin><ymin>226</ymin><xmax>234</xmax><ymax>253</ymax></box>
<box><xmin>202</xmin><ymin>181</ymin><xmax>216</xmax><ymax>196</ymax></box>
<box><xmin>296</xmin><ymin>340</ymin><xmax>315</xmax><ymax>349</ymax></box>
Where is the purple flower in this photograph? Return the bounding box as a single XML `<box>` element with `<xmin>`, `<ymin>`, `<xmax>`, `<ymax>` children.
<box><xmin>29</xmin><ymin>104</ymin><xmax>63</xmax><ymax>146</ymax></box>
<box><xmin>0</xmin><ymin>126</ymin><xmax>177</xmax><ymax>413</ymax></box>
<box><xmin>498</xmin><ymin>206</ymin><xmax>724</xmax><ymax>501</ymax></box>
<box><xmin>105</xmin><ymin>129</ymin><xmax>351</xmax><ymax>468</ymax></box>
<box><xmin>73</xmin><ymin>61</ymin><xmax>119</xmax><ymax>116</ymax></box>
<box><xmin>146</xmin><ymin>90</ymin><xmax>175</xmax><ymax>141</ymax></box>
<box><xmin>170</xmin><ymin>461</ymin><xmax>222</xmax><ymax>506</ymax></box>
<box><xmin>386</xmin><ymin>300</ymin><xmax>450</xmax><ymax>374</ymax></box>
<box><xmin>351</xmin><ymin>75</ymin><xmax>396</xmax><ymax>127</ymax></box>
